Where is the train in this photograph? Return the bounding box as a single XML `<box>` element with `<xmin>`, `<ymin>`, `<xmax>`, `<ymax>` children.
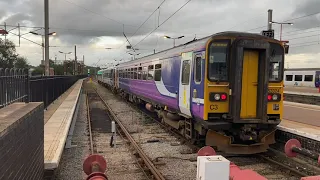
<box><xmin>284</xmin><ymin>68</ymin><xmax>320</xmax><ymax>88</ymax></box>
<box><xmin>97</xmin><ymin>31</ymin><xmax>285</xmax><ymax>154</ymax></box>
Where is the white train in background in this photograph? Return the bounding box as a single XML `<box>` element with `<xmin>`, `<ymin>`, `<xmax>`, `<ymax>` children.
<box><xmin>284</xmin><ymin>68</ymin><xmax>320</xmax><ymax>88</ymax></box>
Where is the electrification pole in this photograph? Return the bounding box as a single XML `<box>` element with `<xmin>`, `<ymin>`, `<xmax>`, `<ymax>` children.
<box><xmin>74</xmin><ymin>45</ymin><xmax>77</xmax><ymax>75</ymax></box>
<box><xmin>44</xmin><ymin>0</ymin><xmax>49</xmax><ymax>76</ymax></box>
<box><xmin>268</xmin><ymin>9</ymin><xmax>273</xmax><ymax>30</ymax></box>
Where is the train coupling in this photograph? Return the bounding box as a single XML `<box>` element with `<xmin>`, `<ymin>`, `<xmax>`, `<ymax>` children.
<box><xmin>205</xmin><ymin>129</ymin><xmax>276</xmax><ymax>154</ymax></box>
<box><xmin>83</xmin><ymin>154</ymin><xmax>108</xmax><ymax>180</ymax></box>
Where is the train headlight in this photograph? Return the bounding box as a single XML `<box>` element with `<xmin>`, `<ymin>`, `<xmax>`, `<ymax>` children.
<box><xmin>214</xmin><ymin>94</ymin><xmax>220</xmax><ymax>101</ymax></box>
<box><xmin>268</xmin><ymin>93</ymin><xmax>281</xmax><ymax>102</ymax></box>
<box><xmin>210</xmin><ymin>93</ymin><xmax>228</xmax><ymax>101</ymax></box>
<box><xmin>272</xmin><ymin>94</ymin><xmax>278</xmax><ymax>101</ymax></box>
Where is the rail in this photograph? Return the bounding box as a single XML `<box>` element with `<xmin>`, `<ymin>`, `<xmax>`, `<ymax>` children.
<box><xmin>94</xmin><ymin>89</ymin><xmax>166</xmax><ymax>180</ymax></box>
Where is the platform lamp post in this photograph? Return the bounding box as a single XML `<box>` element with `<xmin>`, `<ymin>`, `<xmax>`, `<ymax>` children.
<box><xmin>268</xmin><ymin>21</ymin><xmax>293</xmax><ymax>41</ymax></box>
<box><xmin>59</xmin><ymin>51</ymin><xmax>72</xmax><ymax>62</ymax></box>
<box><xmin>164</xmin><ymin>35</ymin><xmax>184</xmax><ymax>47</ymax></box>
<box><xmin>29</xmin><ymin>31</ymin><xmax>56</xmax><ymax>66</ymax></box>
<box><xmin>59</xmin><ymin>51</ymin><xmax>72</xmax><ymax>75</ymax></box>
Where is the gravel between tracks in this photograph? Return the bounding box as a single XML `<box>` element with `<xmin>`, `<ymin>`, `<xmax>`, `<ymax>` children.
<box><xmin>87</xmin><ymin>89</ymin><xmax>149</xmax><ymax>180</ymax></box>
<box><xmin>95</xmin><ymin>82</ymin><xmax>198</xmax><ymax>180</ymax></box>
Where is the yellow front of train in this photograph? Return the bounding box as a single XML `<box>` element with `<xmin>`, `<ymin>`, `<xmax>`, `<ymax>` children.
<box><xmin>203</xmin><ymin>32</ymin><xmax>284</xmax><ymax>154</ymax></box>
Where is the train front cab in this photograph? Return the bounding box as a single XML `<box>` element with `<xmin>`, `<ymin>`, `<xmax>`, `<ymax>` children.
<box><xmin>202</xmin><ymin>35</ymin><xmax>284</xmax><ymax>154</ymax></box>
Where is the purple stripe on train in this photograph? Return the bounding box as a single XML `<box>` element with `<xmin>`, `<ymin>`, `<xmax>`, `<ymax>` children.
<box><xmin>120</xmin><ymin>79</ymin><xmax>179</xmax><ymax>109</ymax></box>
<box><xmin>192</xmin><ymin>103</ymin><xmax>204</xmax><ymax>119</ymax></box>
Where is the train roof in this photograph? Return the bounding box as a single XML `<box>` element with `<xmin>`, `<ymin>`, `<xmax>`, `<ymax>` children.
<box><xmin>116</xmin><ymin>31</ymin><xmax>280</xmax><ymax>68</ymax></box>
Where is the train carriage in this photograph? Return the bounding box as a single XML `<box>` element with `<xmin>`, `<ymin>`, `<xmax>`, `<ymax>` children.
<box><xmin>99</xmin><ymin>31</ymin><xmax>285</xmax><ymax>154</ymax></box>
<box><xmin>284</xmin><ymin>68</ymin><xmax>320</xmax><ymax>88</ymax></box>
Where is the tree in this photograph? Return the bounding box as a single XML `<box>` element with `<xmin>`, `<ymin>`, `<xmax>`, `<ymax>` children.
<box><xmin>14</xmin><ymin>57</ymin><xmax>29</xmax><ymax>69</ymax></box>
<box><xmin>0</xmin><ymin>39</ymin><xmax>18</xmax><ymax>68</ymax></box>
<box><xmin>31</xmin><ymin>66</ymin><xmax>44</xmax><ymax>76</ymax></box>
<box><xmin>52</xmin><ymin>64</ymin><xmax>64</xmax><ymax>75</ymax></box>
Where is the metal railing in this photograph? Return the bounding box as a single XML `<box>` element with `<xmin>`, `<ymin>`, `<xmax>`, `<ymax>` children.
<box><xmin>29</xmin><ymin>75</ymin><xmax>85</xmax><ymax>108</ymax></box>
<box><xmin>0</xmin><ymin>68</ymin><xmax>29</xmax><ymax>109</ymax></box>
<box><xmin>0</xmin><ymin>68</ymin><xmax>86</xmax><ymax>109</ymax></box>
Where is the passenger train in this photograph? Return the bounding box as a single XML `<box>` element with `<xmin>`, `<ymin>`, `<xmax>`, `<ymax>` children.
<box><xmin>284</xmin><ymin>68</ymin><xmax>320</xmax><ymax>88</ymax></box>
<box><xmin>97</xmin><ymin>31</ymin><xmax>285</xmax><ymax>154</ymax></box>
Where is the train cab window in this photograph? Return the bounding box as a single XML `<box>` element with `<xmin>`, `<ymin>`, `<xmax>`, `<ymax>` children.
<box><xmin>286</xmin><ymin>75</ymin><xmax>293</xmax><ymax>81</ymax></box>
<box><xmin>304</xmin><ymin>75</ymin><xmax>313</xmax><ymax>82</ymax></box>
<box><xmin>154</xmin><ymin>64</ymin><xmax>162</xmax><ymax>81</ymax></box>
<box><xmin>181</xmin><ymin>60</ymin><xmax>191</xmax><ymax>85</ymax></box>
<box><xmin>269</xmin><ymin>43</ymin><xmax>284</xmax><ymax>82</ymax></box>
<box><xmin>142</xmin><ymin>66</ymin><xmax>147</xmax><ymax>80</ymax></box>
<box><xmin>194</xmin><ymin>56</ymin><xmax>202</xmax><ymax>83</ymax></box>
<box><xmin>208</xmin><ymin>41</ymin><xmax>229</xmax><ymax>81</ymax></box>
<box><xmin>294</xmin><ymin>75</ymin><xmax>302</xmax><ymax>81</ymax></box>
<box><xmin>138</xmin><ymin>67</ymin><xmax>142</xmax><ymax>79</ymax></box>
<box><xmin>148</xmin><ymin>65</ymin><xmax>154</xmax><ymax>80</ymax></box>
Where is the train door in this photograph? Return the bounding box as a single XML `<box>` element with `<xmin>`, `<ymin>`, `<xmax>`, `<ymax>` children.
<box><xmin>315</xmin><ymin>71</ymin><xmax>320</xmax><ymax>88</ymax></box>
<box><xmin>115</xmin><ymin>68</ymin><xmax>119</xmax><ymax>88</ymax></box>
<box><xmin>240</xmin><ymin>50</ymin><xmax>259</xmax><ymax>118</ymax></box>
<box><xmin>179</xmin><ymin>52</ymin><xmax>193</xmax><ymax>116</ymax></box>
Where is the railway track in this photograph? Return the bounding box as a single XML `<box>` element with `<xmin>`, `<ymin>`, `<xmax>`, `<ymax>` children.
<box><xmin>92</xmin><ymin>80</ymin><xmax>319</xmax><ymax>179</ymax></box>
<box><xmin>85</xmin><ymin>82</ymin><xmax>153</xmax><ymax>180</ymax></box>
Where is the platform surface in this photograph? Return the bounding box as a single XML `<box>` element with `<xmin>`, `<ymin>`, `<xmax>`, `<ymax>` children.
<box><xmin>44</xmin><ymin>79</ymin><xmax>83</xmax><ymax>170</ymax></box>
<box><xmin>280</xmin><ymin>101</ymin><xmax>320</xmax><ymax>141</ymax></box>
<box><xmin>284</xmin><ymin>86</ymin><xmax>320</xmax><ymax>96</ymax></box>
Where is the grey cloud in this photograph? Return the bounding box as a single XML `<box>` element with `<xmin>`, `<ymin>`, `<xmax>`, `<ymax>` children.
<box><xmin>290</xmin><ymin>0</ymin><xmax>320</xmax><ymax>29</ymax></box>
<box><xmin>1</xmin><ymin>0</ymin><xmax>319</xmax><ymax>66</ymax></box>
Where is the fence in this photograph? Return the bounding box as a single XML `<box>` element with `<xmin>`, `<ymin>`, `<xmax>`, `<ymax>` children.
<box><xmin>0</xmin><ymin>68</ymin><xmax>86</xmax><ymax>109</ymax></box>
<box><xmin>0</xmin><ymin>68</ymin><xmax>29</xmax><ymax>108</ymax></box>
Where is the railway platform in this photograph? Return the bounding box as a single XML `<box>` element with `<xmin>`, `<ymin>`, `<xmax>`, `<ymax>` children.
<box><xmin>280</xmin><ymin>101</ymin><xmax>320</xmax><ymax>142</ymax></box>
<box><xmin>284</xmin><ymin>86</ymin><xmax>319</xmax><ymax>94</ymax></box>
<box><xmin>44</xmin><ymin>79</ymin><xmax>83</xmax><ymax>170</ymax></box>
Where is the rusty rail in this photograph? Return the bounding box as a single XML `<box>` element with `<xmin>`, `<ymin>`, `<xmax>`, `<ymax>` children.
<box><xmin>86</xmin><ymin>91</ymin><xmax>94</xmax><ymax>154</ymax></box>
<box><xmin>94</xmin><ymin>89</ymin><xmax>166</xmax><ymax>180</ymax></box>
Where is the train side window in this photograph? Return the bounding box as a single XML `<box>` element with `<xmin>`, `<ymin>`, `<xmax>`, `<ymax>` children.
<box><xmin>154</xmin><ymin>64</ymin><xmax>162</xmax><ymax>81</ymax></box>
<box><xmin>142</xmin><ymin>66</ymin><xmax>147</xmax><ymax>80</ymax></box>
<box><xmin>286</xmin><ymin>75</ymin><xmax>293</xmax><ymax>81</ymax></box>
<box><xmin>148</xmin><ymin>65</ymin><xmax>154</xmax><ymax>80</ymax></box>
<box><xmin>181</xmin><ymin>60</ymin><xmax>190</xmax><ymax>85</ymax></box>
<box><xmin>194</xmin><ymin>56</ymin><xmax>202</xmax><ymax>83</ymax></box>
<box><xmin>304</xmin><ymin>75</ymin><xmax>313</xmax><ymax>82</ymax></box>
<box><xmin>134</xmin><ymin>68</ymin><xmax>138</xmax><ymax>79</ymax></box>
<box><xmin>294</xmin><ymin>75</ymin><xmax>302</xmax><ymax>81</ymax></box>
<box><xmin>138</xmin><ymin>67</ymin><xmax>142</xmax><ymax>79</ymax></box>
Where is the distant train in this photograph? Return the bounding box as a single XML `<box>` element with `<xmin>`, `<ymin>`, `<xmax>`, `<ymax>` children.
<box><xmin>284</xmin><ymin>68</ymin><xmax>320</xmax><ymax>88</ymax></box>
<box><xmin>97</xmin><ymin>31</ymin><xmax>285</xmax><ymax>154</ymax></box>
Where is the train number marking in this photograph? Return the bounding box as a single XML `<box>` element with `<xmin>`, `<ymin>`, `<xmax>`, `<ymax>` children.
<box><xmin>210</xmin><ymin>105</ymin><xmax>218</xmax><ymax>110</ymax></box>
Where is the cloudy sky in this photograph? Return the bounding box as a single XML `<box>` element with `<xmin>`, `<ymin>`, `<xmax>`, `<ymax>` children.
<box><xmin>0</xmin><ymin>0</ymin><xmax>320</xmax><ymax>68</ymax></box>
